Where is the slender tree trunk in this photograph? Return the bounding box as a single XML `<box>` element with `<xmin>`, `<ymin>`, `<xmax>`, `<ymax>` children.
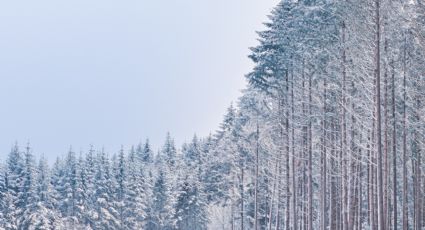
<box><xmin>269</xmin><ymin>159</ymin><xmax>279</xmax><ymax>230</ymax></box>
<box><xmin>291</xmin><ymin>68</ymin><xmax>298</xmax><ymax>230</ymax></box>
<box><xmin>231</xmin><ymin>178</ymin><xmax>235</xmax><ymax>230</ymax></box>
<box><xmin>330</xmin><ymin>121</ymin><xmax>337</xmax><ymax>230</ymax></box>
<box><xmin>375</xmin><ymin>0</ymin><xmax>384</xmax><ymax>229</ymax></box>
<box><xmin>241</xmin><ymin>165</ymin><xmax>244</xmax><ymax>230</ymax></box>
<box><xmin>276</xmin><ymin>157</ymin><xmax>282</xmax><ymax>230</ymax></box>
<box><xmin>286</xmin><ymin>76</ymin><xmax>291</xmax><ymax>230</ymax></box>
<box><xmin>357</xmin><ymin>129</ymin><xmax>364</xmax><ymax>230</ymax></box>
<box><xmin>402</xmin><ymin>35</ymin><xmax>408</xmax><ymax>230</ymax></box>
<box><xmin>341</xmin><ymin>19</ymin><xmax>349</xmax><ymax>230</ymax></box>
<box><xmin>275</xmin><ymin>174</ymin><xmax>282</xmax><ymax>230</ymax></box>
<box><xmin>367</xmin><ymin>128</ymin><xmax>376</xmax><ymax>229</ymax></box>
<box><xmin>308</xmin><ymin>71</ymin><xmax>313</xmax><ymax>230</ymax></box>
<box><xmin>383</xmin><ymin>40</ymin><xmax>389</xmax><ymax>230</ymax></box>
<box><xmin>413</xmin><ymin>73</ymin><xmax>422</xmax><ymax>230</ymax></box>
<box><xmin>349</xmin><ymin>80</ymin><xmax>356</xmax><ymax>230</ymax></box>
<box><xmin>302</xmin><ymin>58</ymin><xmax>308</xmax><ymax>230</ymax></box>
<box><xmin>321</xmin><ymin>78</ymin><xmax>328</xmax><ymax>230</ymax></box>
<box><xmin>254</xmin><ymin>123</ymin><xmax>259</xmax><ymax>230</ymax></box>
<box><xmin>391</xmin><ymin>59</ymin><xmax>397</xmax><ymax>230</ymax></box>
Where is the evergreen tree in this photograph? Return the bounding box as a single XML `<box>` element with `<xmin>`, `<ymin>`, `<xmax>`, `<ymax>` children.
<box><xmin>160</xmin><ymin>133</ymin><xmax>177</xmax><ymax>168</ymax></box>
<box><xmin>93</xmin><ymin>150</ymin><xmax>119</xmax><ymax>229</ymax></box>
<box><xmin>175</xmin><ymin>137</ymin><xmax>209</xmax><ymax>230</ymax></box>
<box><xmin>149</xmin><ymin>166</ymin><xmax>175</xmax><ymax>230</ymax></box>
<box><xmin>126</xmin><ymin>146</ymin><xmax>149</xmax><ymax>229</ymax></box>
<box><xmin>18</xmin><ymin>145</ymin><xmax>39</xmax><ymax>229</ymax></box>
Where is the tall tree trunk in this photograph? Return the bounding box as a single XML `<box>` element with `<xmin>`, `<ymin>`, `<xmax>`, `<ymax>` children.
<box><xmin>268</xmin><ymin>159</ymin><xmax>278</xmax><ymax>230</ymax></box>
<box><xmin>291</xmin><ymin>68</ymin><xmax>298</xmax><ymax>230</ymax></box>
<box><xmin>241</xmin><ymin>165</ymin><xmax>244</xmax><ymax>230</ymax></box>
<box><xmin>375</xmin><ymin>0</ymin><xmax>384</xmax><ymax>229</ymax></box>
<box><xmin>413</xmin><ymin>70</ymin><xmax>422</xmax><ymax>230</ymax></box>
<box><xmin>402</xmin><ymin>35</ymin><xmax>408</xmax><ymax>230</ymax></box>
<box><xmin>302</xmin><ymin>58</ymin><xmax>308</xmax><ymax>230</ymax></box>
<box><xmin>254</xmin><ymin>123</ymin><xmax>259</xmax><ymax>230</ymax></box>
<box><xmin>276</xmin><ymin>142</ymin><xmax>283</xmax><ymax>230</ymax></box>
<box><xmin>383</xmin><ymin>40</ymin><xmax>389</xmax><ymax>230</ymax></box>
<box><xmin>321</xmin><ymin>78</ymin><xmax>328</xmax><ymax>230</ymax></box>
<box><xmin>308</xmin><ymin>71</ymin><xmax>313</xmax><ymax>230</ymax></box>
<box><xmin>285</xmin><ymin>75</ymin><xmax>291</xmax><ymax>230</ymax></box>
<box><xmin>341</xmin><ymin>19</ymin><xmax>349</xmax><ymax>230</ymax></box>
<box><xmin>330</xmin><ymin>121</ymin><xmax>337</xmax><ymax>230</ymax></box>
<box><xmin>391</xmin><ymin>58</ymin><xmax>397</xmax><ymax>230</ymax></box>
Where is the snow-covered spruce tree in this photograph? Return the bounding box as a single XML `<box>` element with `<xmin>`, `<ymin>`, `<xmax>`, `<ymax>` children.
<box><xmin>174</xmin><ymin>136</ymin><xmax>209</xmax><ymax>230</ymax></box>
<box><xmin>53</xmin><ymin>148</ymin><xmax>85</xmax><ymax>229</ymax></box>
<box><xmin>81</xmin><ymin>146</ymin><xmax>96</xmax><ymax>227</ymax></box>
<box><xmin>160</xmin><ymin>133</ymin><xmax>177</xmax><ymax>169</ymax></box>
<box><xmin>204</xmin><ymin>105</ymin><xmax>235</xmax><ymax>205</ymax></box>
<box><xmin>138</xmin><ymin>139</ymin><xmax>154</xmax><ymax>165</ymax></box>
<box><xmin>148</xmin><ymin>165</ymin><xmax>175</xmax><ymax>230</ymax></box>
<box><xmin>126</xmin><ymin>146</ymin><xmax>150</xmax><ymax>229</ymax></box>
<box><xmin>0</xmin><ymin>164</ymin><xmax>6</xmax><ymax>225</ymax></box>
<box><xmin>0</xmin><ymin>144</ymin><xmax>24</xmax><ymax>229</ymax></box>
<box><xmin>17</xmin><ymin>145</ymin><xmax>39</xmax><ymax>229</ymax></box>
<box><xmin>28</xmin><ymin>156</ymin><xmax>63</xmax><ymax>229</ymax></box>
<box><xmin>146</xmin><ymin>133</ymin><xmax>179</xmax><ymax>230</ymax></box>
<box><xmin>111</xmin><ymin>147</ymin><xmax>127</xmax><ymax>229</ymax></box>
<box><xmin>92</xmin><ymin>150</ymin><xmax>119</xmax><ymax>229</ymax></box>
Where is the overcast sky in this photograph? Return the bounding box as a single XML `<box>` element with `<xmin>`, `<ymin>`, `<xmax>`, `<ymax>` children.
<box><xmin>0</xmin><ymin>0</ymin><xmax>279</xmax><ymax>160</ymax></box>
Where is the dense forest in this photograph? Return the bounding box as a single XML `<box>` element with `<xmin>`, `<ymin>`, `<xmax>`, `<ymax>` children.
<box><xmin>1</xmin><ymin>0</ymin><xmax>425</xmax><ymax>229</ymax></box>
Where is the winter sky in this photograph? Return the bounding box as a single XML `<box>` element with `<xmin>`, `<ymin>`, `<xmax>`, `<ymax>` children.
<box><xmin>0</xmin><ymin>0</ymin><xmax>279</xmax><ymax>160</ymax></box>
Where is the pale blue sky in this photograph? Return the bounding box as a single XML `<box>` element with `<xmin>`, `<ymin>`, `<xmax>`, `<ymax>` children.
<box><xmin>0</xmin><ymin>0</ymin><xmax>279</xmax><ymax>159</ymax></box>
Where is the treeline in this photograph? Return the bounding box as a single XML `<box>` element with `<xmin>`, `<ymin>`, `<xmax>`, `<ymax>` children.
<box><xmin>0</xmin><ymin>135</ymin><xmax>212</xmax><ymax>229</ymax></box>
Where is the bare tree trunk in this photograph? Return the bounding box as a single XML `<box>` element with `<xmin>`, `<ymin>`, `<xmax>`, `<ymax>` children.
<box><xmin>374</xmin><ymin>0</ymin><xmax>384</xmax><ymax>229</ymax></box>
<box><xmin>254</xmin><ymin>123</ymin><xmax>259</xmax><ymax>230</ymax></box>
<box><xmin>302</xmin><ymin>58</ymin><xmax>308</xmax><ymax>230</ymax></box>
<box><xmin>275</xmin><ymin>173</ymin><xmax>281</xmax><ymax>230</ymax></box>
<box><xmin>291</xmin><ymin>68</ymin><xmax>298</xmax><ymax>230</ymax></box>
<box><xmin>349</xmin><ymin>80</ymin><xmax>356</xmax><ymax>230</ymax></box>
<box><xmin>413</xmin><ymin>71</ymin><xmax>422</xmax><ymax>230</ymax></box>
<box><xmin>368</xmin><ymin>128</ymin><xmax>375</xmax><ymax>229</ymax></box>
<box><xmin>241</xmin><ymin>166</ymin><xmax>244</xmax><ymax>230</ymax></box>
<box><xmin>358</xmin><ymin>129</ymin><xmax>364</xmax><ymax>230</ymax></box>
<box><xmin>308</xmin><ymin>71</ymin><xmax>313</xmax><ymax>230</ymax></box>
<box><xmin>402</xmin><ymin>35</ymin><xmax>408</xmax><ymax>230</ymax></box>
<box><xmin>321</xmin><ymin>78</ymin><xmax>328</xmax><ymax>230</ymax></box>
<box><xmin>286</xmin><ymin>75</ymin><xmax>291</xmax><ymax>230</ymax></box>
<box><xmin>391</xmin><ymin>58</ymin><xmax>397</xmax><ymax>230</ymax></box>
<box><xmin>330</xmin><ymin>121</ymin><xmax>337</xmax><ymax>230</ymax></box>
<box><xmin>231</xmin><ymin>178</ymin><xmax>236</xmax><ymax>230</ymax></box>
<box><xmin>341</xmin><ymin>19</ymin><xmax>349</xmax><ymax>230</ymax></box>
<box><xmin>383</xmin><ymin>40</ymin><xmax>389</xmax><ymax>230</ymax></box>
<box><xmin>268</xmin><ymin>159</ymin><xmax>278</xmax><ymax>230</ymax></box>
